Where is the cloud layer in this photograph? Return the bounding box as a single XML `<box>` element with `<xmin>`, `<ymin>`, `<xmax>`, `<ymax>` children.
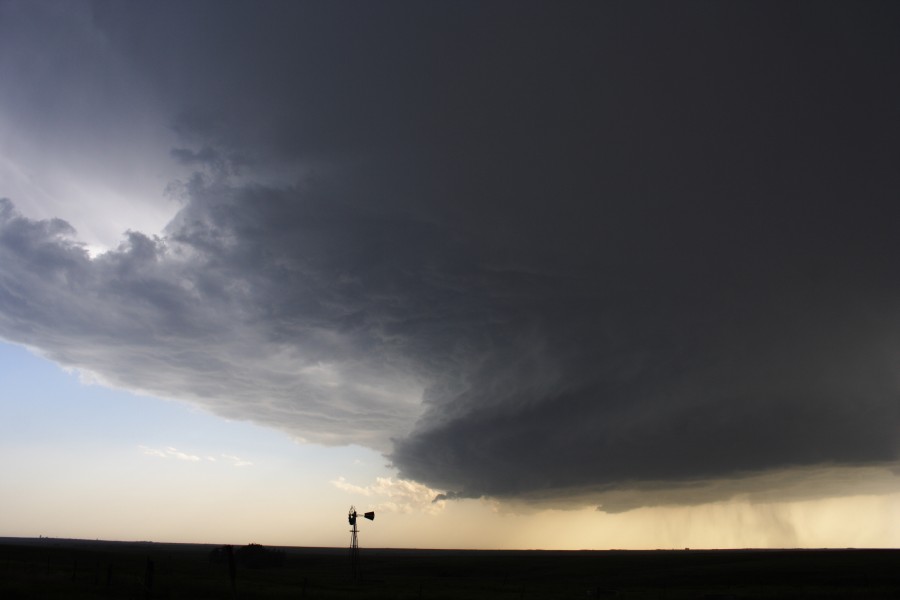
<box><xmin>2</xmin><ymin>1</ymin><xmax>900</xmax><ymax>508</ymax></box>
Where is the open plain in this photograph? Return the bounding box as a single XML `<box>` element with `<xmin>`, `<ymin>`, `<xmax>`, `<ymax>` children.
<box><xmin>1</xmin><ymin>537</ymin><xmax>898</xmax><ymax>599</ymax></box>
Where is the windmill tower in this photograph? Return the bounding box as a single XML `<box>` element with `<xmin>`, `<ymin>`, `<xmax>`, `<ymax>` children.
<box><xmin>348</xmin><ymin>506</ymin><xmax>375</xmax><ymax>581</ymax></box>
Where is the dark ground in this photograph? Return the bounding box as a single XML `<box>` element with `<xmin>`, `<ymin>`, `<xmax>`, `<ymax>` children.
<box><xmin>1</xmin><ymin>537</ymin><xmax>898</xmax><ymax>599</ymax></box>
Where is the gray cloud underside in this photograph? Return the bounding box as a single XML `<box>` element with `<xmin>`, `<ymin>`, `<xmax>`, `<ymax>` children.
<box><xmin>2</xmin><ymin>1</ymin><xmax>900</xmax><ymax>506</ymax></box>
<box><xmin>501</xmin><ymin>463</ymin><xmax>900</xmax><ymax>514</ymax></box>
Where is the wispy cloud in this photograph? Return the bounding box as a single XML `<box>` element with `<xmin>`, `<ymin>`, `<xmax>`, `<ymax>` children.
<box><xmin>140</xmin><ymin>446</ymin><xmax>200</xmax><ymax>462</ymax></box>
<box><xmin>139</xmin><ymin>446</ymin><xmax>252</xmax><ymax>467</ymax></box>
<box><xmin>222</xmin><ymin>453</ymin><xmax>253</xmax><ymax>468</ymax></box>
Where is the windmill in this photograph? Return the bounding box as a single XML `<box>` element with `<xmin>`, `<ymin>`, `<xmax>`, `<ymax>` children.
<box><xmin>348</xmin><ymin>506</ymin><xmax>375</xmax><ymax>581</ymax></box>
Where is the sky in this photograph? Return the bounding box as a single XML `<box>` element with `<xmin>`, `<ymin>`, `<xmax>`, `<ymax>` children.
<box><xmin>0</xmin><ymin>0</ymin><xmax>899</xmax><ymax>549</ymax></box>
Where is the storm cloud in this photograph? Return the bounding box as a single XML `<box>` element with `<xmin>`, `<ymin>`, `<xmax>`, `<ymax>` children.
<box><xmin>2</xmin><ymin>1</ymin><xmax>899</xmax><ymax>507</ymax></box>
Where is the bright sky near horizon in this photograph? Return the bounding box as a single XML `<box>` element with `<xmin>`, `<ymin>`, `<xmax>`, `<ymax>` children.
<box><xmin>1</xmin><ymin>1</ymin><xmax>899</xmax><ymax>549</ymax></box>
<box><xmin>2</xmin><ymin>341</ymin><xmax>897</xmax><ymax>549</ymax></box>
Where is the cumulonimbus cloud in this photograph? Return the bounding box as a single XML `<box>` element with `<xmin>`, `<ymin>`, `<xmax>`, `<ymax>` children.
<box><xmin>2</xmin><ymin>1</ymin><xmax>900</xmax><ymax>510</ymax></box>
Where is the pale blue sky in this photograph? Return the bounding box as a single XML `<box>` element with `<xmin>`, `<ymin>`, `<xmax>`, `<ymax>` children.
<box><xmin>0</xmin><ymin>340</ymin><xmax>396</xmax><ymax>545</ymax></box>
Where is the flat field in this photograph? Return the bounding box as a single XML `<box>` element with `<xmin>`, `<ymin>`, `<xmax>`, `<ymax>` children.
<box><xmin>1</xmin><ymin>537</ymin><xmax>897</xmax><ymax>599</ymax></box>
